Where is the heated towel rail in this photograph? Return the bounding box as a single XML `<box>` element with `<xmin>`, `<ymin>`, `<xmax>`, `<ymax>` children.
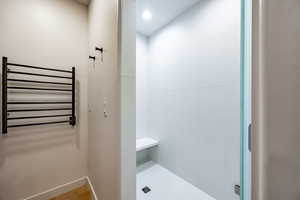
<box><xmin>2</xmin><ymin>57</ymin><xmax>76</xmax><ymax>134</ymax></box>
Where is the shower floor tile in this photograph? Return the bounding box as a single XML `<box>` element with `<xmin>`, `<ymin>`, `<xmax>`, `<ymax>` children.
<box><xmin>137</xmin><ymin>162</ymin><xmax>215</xmax><ymax>200</ymax></box>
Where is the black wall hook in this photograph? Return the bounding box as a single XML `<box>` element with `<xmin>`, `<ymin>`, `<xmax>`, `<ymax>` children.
<box><xmin>95</xmin><ymin>47</ymin><xmax>104</xmax><ymax>62</ymax></box>
<box><xmin>89</xmin><ymin>56</ymin><xmax>96</xmax><ymax>61</ymax></box>
<box><xmin>95</xmin><ymin>47</ymin><xmax>103</xmax><ymax>53</ymax></box>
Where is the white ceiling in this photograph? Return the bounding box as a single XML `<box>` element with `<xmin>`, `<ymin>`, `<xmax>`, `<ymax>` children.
<box><xmin>136</xmin><ymin>0</ymin><xmax>202</xmax><ymax>36</ymax></box>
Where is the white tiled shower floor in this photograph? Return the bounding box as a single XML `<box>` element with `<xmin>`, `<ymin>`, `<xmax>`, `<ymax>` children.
<box><xmin>137</xmin><ymin>162</ymin><xmax>216</xmax><ymax>200</ymax></box>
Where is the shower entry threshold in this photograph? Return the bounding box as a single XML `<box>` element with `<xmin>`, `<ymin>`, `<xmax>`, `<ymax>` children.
<box><xmin>137</xmin><ymin>161</ymin><xmax>215</xmax><ymax>200</ymax></box>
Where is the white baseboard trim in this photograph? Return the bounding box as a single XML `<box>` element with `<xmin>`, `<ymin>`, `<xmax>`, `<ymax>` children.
<box><xmin>23</xmin><ymin>176</ymin><xmax>98</xmax><ymax>200</ymax></box>
<box><xmin>86</xmin><ymin>176</ymin><xmax>98</xmax><ymax>200</ymax></box>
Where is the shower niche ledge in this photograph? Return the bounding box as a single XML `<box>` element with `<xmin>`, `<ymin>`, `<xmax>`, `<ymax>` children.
<box><xmin>136</xmin><ymin>138</ymin><xmax>159</xmax><ymax>152</ymax></box>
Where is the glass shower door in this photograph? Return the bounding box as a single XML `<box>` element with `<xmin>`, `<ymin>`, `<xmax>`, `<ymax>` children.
<box><xmin>240</xmin><ymin>0</ymin><xmax>251</xmax><ymax>199</ymax></box>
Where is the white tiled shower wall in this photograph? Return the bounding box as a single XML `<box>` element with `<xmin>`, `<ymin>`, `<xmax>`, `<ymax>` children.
<box><xmin>136</xmin><ymin>0</ymin><xmax>240</xmax><ymax>199</ymax></box>
<box><xmin>136</xmin><ymin>33</ymin><xmax>149</xmax><ymax>140</ymax></box>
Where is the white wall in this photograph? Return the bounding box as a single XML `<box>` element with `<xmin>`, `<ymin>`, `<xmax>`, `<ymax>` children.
<box><xmin>136</xmin><ymin>33</ymin><xmax>152</xmax><ymax>165</ymax></box>
<box><xmin>0</xmin><ymin>0</ymin><xmax>89</xmax><ymax>199</ymax></box>
<box><xmin>120</xmin><ymin>0</ymin><xmax>136</xmax><ymax>200</ymax></box>
<box><xmin>136</xmin><ymin>0</ymin><xmax>240</xmax><ymax>199</ymax></box>
<box><xmin>136</xmin><ymin>33</ymin><xmax>149</xmax><ymax>139</ymax></box>
<box><xmin>88</xmin><ymin>0</ymin><xmax>121</xmax><ymax>200</ymax></box>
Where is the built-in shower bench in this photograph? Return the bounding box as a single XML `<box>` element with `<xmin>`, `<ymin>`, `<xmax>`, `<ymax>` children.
<box><xmin>136</xmin><ymin>138</ymin><xmax>159</xmax><ymax>152</ymax></box>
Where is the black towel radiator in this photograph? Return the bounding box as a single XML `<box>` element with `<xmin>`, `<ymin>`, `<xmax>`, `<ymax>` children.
<box><xmin>2</xmin><ymin>57</ymin><xmax>76</xmax><ymax>135</ymax></box>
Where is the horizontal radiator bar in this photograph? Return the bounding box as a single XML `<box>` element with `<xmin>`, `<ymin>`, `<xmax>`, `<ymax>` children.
<box><xmin>7</xmin><ymin>78</ymin><xmax>72</xmax><ymax>85</ymax></box>
<box><xmin>8</xmin><ymin>114</ymin><xmax>72</xmax><ymax>120</ymax></box>
<box><xmin>8</xmin><ymin>120</ymin><xmax>71</xmax><ymax>128</ymax></box>
<box><xmin>7</xmin><ymin>62</ymin><xmax>72</xmax><ymax>73</ymax></box>
<box><xmin>8</xmin><ymin>70</ymin><xmax>72</xmax><ymax>79</ymax></box>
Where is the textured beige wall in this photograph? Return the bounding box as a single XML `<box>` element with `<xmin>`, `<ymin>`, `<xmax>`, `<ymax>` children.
<box><xmin>252</xmin><ymin>0</ymin><xmax>300</xmax><ymax>199</ymax></box>
<box><xmin>0</xmin><ymin>0</ymin><xmax>89</xmax><ymax>199</ymax></box>
<box><xmin>88</xmin><ymin>0</ymin><xmax>121</xmax><ymax>200</ymax></box>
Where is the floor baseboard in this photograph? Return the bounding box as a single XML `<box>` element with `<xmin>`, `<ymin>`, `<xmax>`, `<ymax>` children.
<box><xmin>86</xmin><ymin>176</ymin><xmax>98</xmax><ymax>200</ymax></box>
<box><xmin>23</xmin><ymin>176</ymin><xmax>98</xmax><ymax>200</ymax></box>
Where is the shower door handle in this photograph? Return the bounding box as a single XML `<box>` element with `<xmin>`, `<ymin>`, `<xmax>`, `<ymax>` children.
<box><xmin>248</xmin><ymin>124</ymin><xmax>252</xmax><ymax>152</ymax></box>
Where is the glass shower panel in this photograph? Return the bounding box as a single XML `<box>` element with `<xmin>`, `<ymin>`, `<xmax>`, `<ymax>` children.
<box><xmin>146</xmin><ymin>1</ymin><xmax>239</xmax><ymax>200</ymax></box>
<box><xmin>241</xmin><ymin>0</ymin><xmax>252</xmax><ymax>199</ymax></box>
<box><xmin>136</xmin><ymin>0</ymin><xmax>243</xmax><ymax>200</ymax></box>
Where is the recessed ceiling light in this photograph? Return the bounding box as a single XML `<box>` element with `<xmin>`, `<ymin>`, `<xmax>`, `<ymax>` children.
<box><xmin>142</xmin><ymin>9</ymin><xmax>152</xmax><ymax>21</ymax></box>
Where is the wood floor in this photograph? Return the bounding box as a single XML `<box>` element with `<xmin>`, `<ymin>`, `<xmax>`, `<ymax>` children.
<box><xmin>49</xmin><ymin>184</ymin><xmax>91</xmax><ymax>200</ymax></box>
